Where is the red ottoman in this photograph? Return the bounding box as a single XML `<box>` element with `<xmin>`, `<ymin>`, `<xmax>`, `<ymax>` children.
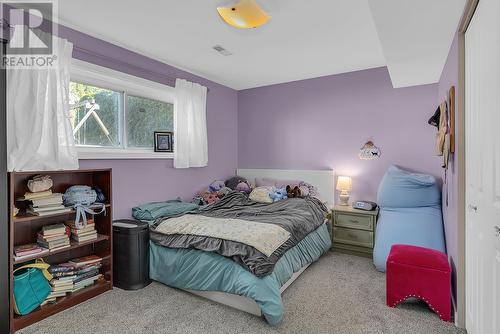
<box><xmin>386</xmin><ymin>244</ymin><xmax>451</xmax><ymax>322</ymax></box>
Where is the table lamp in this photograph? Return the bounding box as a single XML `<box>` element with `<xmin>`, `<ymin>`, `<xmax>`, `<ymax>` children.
<box><xmin>336</xmin><ymin>176</ymin><xmax>352</xmax><ymax>206</ymax></box>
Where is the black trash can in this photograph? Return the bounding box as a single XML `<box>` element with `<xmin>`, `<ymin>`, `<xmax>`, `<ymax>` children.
<box><xmin>113</xmin><ymin>219</ymin><xmax>152</xmax><ymax>290</ymax></box>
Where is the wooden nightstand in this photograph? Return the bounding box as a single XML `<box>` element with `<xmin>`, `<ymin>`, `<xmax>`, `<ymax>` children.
<box><xmin>331</xmin><ymin>205</ymin><xmax>379</xmax><ymax>258</ymax></box>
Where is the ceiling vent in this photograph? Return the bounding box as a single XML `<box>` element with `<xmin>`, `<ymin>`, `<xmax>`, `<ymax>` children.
<box><xmin>213</xmin><ymin>45</ymin><xmax>233</xmax><ymax>56</ymax></box>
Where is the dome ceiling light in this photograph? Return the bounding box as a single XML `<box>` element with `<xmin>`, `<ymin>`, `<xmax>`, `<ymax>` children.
<box><xmin>217</xmin><ymin>0</ymin><xmax>271</xmax><ymax>29</ymax></box>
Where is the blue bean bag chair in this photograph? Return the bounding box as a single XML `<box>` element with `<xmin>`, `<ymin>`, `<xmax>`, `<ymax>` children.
<box><xmin>373</xmin><ymin>166</ymin><xmax>446</xmax><ymax>272</ymax></box>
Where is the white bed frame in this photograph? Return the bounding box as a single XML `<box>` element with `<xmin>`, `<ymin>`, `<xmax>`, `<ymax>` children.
<box><xmin>181</xmin><ymin>168</ymin><xmax>335</xmax><ymax>318</ymax></box>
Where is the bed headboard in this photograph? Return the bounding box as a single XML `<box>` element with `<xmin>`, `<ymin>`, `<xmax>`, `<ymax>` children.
<box><xmin>236</xmin><ymin>168</ymin><xmax>335</xmax><ymax>208</ymax></box>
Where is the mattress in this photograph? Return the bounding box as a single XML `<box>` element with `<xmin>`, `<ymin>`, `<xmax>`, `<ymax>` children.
<box><xmin>149</xmin><ymin>223</ymin><xmax>331</xmax><ymax>325</ymax></box>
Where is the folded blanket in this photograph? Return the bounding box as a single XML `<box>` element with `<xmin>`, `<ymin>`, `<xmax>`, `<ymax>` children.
<box><xmin>132</xmin><ymin>199</ymin><xmax>199</xmax><ymax>221</ymax></box>
<box><xmin>154</xmin><ymin>215</ymin><xmax>290</xmax><ymax>257</ymax></box>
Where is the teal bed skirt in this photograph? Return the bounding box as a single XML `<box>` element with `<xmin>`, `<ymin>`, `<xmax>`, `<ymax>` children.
<box><xmin>149</xmin><ymin>223</ymin><xmax>331</xmax><ymax>325</ymax></box>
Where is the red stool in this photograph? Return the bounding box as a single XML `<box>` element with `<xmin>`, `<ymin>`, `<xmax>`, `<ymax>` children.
<box><xmin>386</xmin><ymin>244</ymin><xmax>451</xmax><ymax>322</ymax></box>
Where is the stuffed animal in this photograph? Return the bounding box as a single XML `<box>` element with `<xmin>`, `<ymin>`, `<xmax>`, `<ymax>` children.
<box><xmin>208</xmin><ymin>180</ymin><xmax>225</xmax><ymax>193</ymax></box>
<box><xmin>235</xmin><ymin>182</ymin><xmax>251</xmax><ymax>194</ymax></box>
<box><xmin>199</xmin><ymin>190</ymin><xmax>220</xmax><ymax>205</ymax></box>
<box><xmin>286</xmin><ymin>185</ymin><xmax>303</xmax><ymax>198</ymax></box>
<box><xmin>225</xmin><ymin>176</ymin><xmax>248</xmax><ymax>190</ymax></box>
<box><xmin>269</xmin><ymin>187</ymin><xmax>287</xmax><ymax>202</ymax></box>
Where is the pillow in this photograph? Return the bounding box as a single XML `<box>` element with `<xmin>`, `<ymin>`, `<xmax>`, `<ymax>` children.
<box><xmin>249</xmin><ymin>186</ymin><xmax>273</xmax><ymax>204</ymax></box>
<box><xmin>377</xmin><ymin>166</ymin><xmax>441</xmax><ymax>208</ymax></box>
<box><xmin>255</xmin><ymin>177</ymin><xmax>302</xmax><ymax>188</ymax></box>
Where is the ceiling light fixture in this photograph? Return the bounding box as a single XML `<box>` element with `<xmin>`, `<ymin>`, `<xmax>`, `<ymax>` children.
<box><xmin>217</xmin><ymin>0</ymin><xmax>271</xmax><ymax>29</ymax></box>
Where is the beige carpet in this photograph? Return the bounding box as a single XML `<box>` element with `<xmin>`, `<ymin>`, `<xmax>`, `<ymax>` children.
<box><xmin>19</xmin><ymin>252</ymin><xmax>465</xmax><ymax>334</ymax></box>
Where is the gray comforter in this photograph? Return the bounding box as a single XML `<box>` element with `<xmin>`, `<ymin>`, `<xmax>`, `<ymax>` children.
<box><xmin>150</xmin><ymin>191</ymin><xmax>327</xmax><ymax>277</ymax></box>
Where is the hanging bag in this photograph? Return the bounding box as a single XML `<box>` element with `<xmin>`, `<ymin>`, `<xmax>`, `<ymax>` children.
<box><xmin>63</xmin><ymin>185</ymin><xmax>106</xmax><ymax>229</ymax></box>
<box><xmin>13</xmin><ymin>259</ymin><xmax>53</xmax><ymax>315</ymax></box>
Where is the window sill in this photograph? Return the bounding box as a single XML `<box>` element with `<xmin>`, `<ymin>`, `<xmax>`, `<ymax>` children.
<box><xmin>77</xmin><ymin>147</ymin><xmax>174</xmax><ymax>160</ymax></box>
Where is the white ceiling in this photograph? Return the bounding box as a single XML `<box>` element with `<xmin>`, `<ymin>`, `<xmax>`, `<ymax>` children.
<box><xmin>58</xmin><ymin>0</ymin><xmax>465</xmax><ymax>90</ymax></box>
<box><xmin>368</xmin><ymin>0</ymin><xmax>467</xmax><ymax>88</ymax></box>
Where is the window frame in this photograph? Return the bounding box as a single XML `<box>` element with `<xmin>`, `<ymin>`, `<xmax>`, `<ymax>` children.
<box><xmin>71</xmin><ymin>59</ymin><xmax>175</xmax><ymax>159</ymax></box>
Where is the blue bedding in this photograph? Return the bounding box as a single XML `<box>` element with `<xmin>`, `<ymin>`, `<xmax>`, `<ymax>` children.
<box><xmin>149</xmin><ymin>223</ymin><xmax>331</xmax><ymax>325</ymax></box>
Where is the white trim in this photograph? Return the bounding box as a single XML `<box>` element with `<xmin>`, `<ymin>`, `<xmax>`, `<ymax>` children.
<box><xmin>70</xmin><ymin>59</ymin><xmax>175</xmax><ymax>103</ymax></box>
<box><xmin>70</xmin><ymin>59</ymin><xmax>175</xmax><ymax>160</ymax></box>
<box><xmin>77</xmin><ymin>147</ymin><xmax>173</xmax><ymax>160</ymax></box>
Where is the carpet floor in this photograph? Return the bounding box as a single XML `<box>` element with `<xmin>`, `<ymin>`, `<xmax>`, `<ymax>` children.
<box><xmin>19</xmin><ymin>252</ymin><xmax>465</xmax><ymax>334</ymax></box>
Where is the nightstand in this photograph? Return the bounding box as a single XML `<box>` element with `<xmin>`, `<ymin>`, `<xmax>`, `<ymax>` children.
<box><xmin>331</xmin><ymin>205</ymin><xmax>379</xmax><ymax>258</ymax></box>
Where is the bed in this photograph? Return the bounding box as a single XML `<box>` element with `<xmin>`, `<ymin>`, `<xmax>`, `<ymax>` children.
<box><xmin>147</xmin><ymin>169</ymin><xmax>334</xmax><ymax>325</ymax></box>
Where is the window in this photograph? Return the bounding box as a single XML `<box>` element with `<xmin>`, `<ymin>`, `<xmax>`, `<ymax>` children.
<box><xmin>70</xmin><ymin>60</ymin><xmax>175</xmax><ymax>159</ymax></box>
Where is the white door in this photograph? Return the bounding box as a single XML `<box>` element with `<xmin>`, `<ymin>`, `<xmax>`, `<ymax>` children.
<box><xmin>465</xmin><ymin>0</ymin><xmax>500</xmax><ymax>333</ymax></box>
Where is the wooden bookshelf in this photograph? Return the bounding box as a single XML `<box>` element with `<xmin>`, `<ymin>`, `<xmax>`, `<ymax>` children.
<box><xmin>9</xmin><ymin>169</ymin><xmax>113</xmax><ymax>333</ymax></box>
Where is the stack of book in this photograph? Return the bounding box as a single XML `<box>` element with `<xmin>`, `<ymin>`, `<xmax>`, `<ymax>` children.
<box><xmin>37</xmin><ymin>224</ymin><xmax>70</xmax><ymax>251</ymax></box>
<box><xmin>65</xmin><ymin>219</ymin><xmax>98</xmax><ymax>243</ymax></box>
<box><xmin>23</xmin><ymin>192</ymin><xmax>72</xmax><ymax>217</ymax></box>
<box><xmin>45</xmin><ymin>276</ymin><xmax>74</xmax><ymax>303</ymax></box>
<box><xmin>13</xmin><ymin>243</ymin><xmax>49</xmax><ymax>261</ymax></box>
<box><xmin>45</xmin><ymin>255</ymin><xmax>103</xmax><ymax>301</ymax></box>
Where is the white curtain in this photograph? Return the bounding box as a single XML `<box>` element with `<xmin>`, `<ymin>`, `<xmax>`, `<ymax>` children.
<box><xmin>173</xmin><ymin>78</ymin><xmax>208</xmax><ymax>168</ymax></box>
<box><xmin>7</xmin><ymin>33</ymin><xmax>78</xmax><ymax>171</ymax></box>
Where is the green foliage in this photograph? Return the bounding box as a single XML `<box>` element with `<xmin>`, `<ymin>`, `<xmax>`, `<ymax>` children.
<box><xmin>69</xmin><ymin>82</ymin><xmax>173</xmax><ymax>148</ymax></box>
<box><xmin>127</xmin><ymin>95</ymin><xmax>173</xmax><ymax>148</ymax></box>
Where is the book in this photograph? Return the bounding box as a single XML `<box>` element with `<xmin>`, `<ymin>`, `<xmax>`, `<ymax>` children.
<box><xmin>30</xmin><ymin>193</ymin><xmax>63</xmax><ymax>207</ymax></box>
<box><xmin>73</xmin><ymin>269</ymin><xmax>100</xmax><ymax>284</ymax></box>
<box><xmin>28</xmin><ymin>207</ymin><xmax>72</xmax><ymax>217</ymax></box>
<box><xmin>37</xmin><ymin>237</ymin><xmax>70</xmax><ymax>248</ymax></box>
<box><xmin>19</xmin><ymin>190</ymin><xmax>53</xmax><ymax>201</ymax></box>
<box><xmin>41</xmin><ymin>224</ymin><xmax>67</xmax><ymax>236</ymax></box>
<box><xmin>72</xmin><ymin>232</ymin><xmax>98</xmax><ymax>243</ymax></box>
<box><xmin>73</xmin><ymin>274</ymin><xmax>102</xmax><ymax>292</ymax></box>
<box><xmin>37</xmin><ymin>232</ymin><xmax>68</xmax><ymax>241</ymax></box>
<box><xmin>14</xmin><ymin>243</ymin><xmax>46</xmax><ymax>257</ymax></box>
<box><xmin>76</xmin><ymin>264</ymin><xmax>101</xmax><ymax>275</ymax></box>
<box><xmin>37</xmin><ymin>241</ymin><xmax>70</xmax><ymax>252</ymax></box>
<box><xmin>29</xmin><ymin>204</ymin><xmax>65</xmax><ymax>213</ymax></box>
<box><xmin>71</xmin><ymin>229</ymin><xmax>96</xmax><ymax>237</ymax></box>
<box><xmin>69</xmin><ymin>255</ymin><xmax>102</xmax><ymax>268</ymax></box>
<box><xmin>50</xmin><ymin>279</ymin><xmax>73</xmax><ymax>287</ymax></box>
<box><xmin>13</xmin><ymin>248</ymin><xmax>49</xmax><ymax>261</ymax></box>
<box><xmin>48</xmin><ymin>263</ymin><xmax>76</xmax><ymax>273</ymax></box>
<box><xmin>70</xmin><ymin>226</ymin><xmax>96</xmax><ymax>235</ymax></box>
<box><xmin>46</xmin><ymin>291</ymin><xmax>67</xmax><ymax>298</ymax></box>
<box><xmin>65</xmin><ymin>219</ymin><xmax>94</xmax><ymax>229</ymax></box>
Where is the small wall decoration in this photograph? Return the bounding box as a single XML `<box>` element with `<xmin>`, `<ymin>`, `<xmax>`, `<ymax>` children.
<box><xmin>154</xmin><ymin>131</ymin><xmax>173</xmax><ymax>152</ymax></box>
<box><xmin>358</xmin><ymin>141</ymin><xmax>381</xmax><ymax>160</ymax></box>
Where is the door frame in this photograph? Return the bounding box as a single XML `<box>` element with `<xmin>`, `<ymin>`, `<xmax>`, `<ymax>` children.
<box><xmin>457</xmin><ymin>0</ymin><xmax>479</xmax><ymax>328</ymax></box>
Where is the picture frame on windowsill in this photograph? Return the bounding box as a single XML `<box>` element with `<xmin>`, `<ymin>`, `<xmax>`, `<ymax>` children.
<box><xmin>154</xmin><ymin>131</ymin><xmax>173</xmax><ymax>153</ymax></box>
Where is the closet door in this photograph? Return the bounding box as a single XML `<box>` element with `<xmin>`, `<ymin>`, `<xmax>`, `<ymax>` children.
<box><xmin>465</xmin><ymin>0</ymin><xmax>500</xmax><ymax>333</ymax></box>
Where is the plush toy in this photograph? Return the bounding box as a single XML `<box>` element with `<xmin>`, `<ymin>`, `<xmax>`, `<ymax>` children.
<box><xmin>225</xmin><ymin>176</ymin><xmax>248</xmax><ymax>190</ymax></box>
<box><xmin>208</xmin><ymin>180</ymin><xmax>225</xmax><ymax>193</ymax></box>
<box><xmin>269</xmin><ymin>187</ymin><xmax>287</xmax><ymax>202</ymax></box>
<box><xmin>235</xmin><ymin>182</ymin><xmax>251</xmax><ymax>194</ymax></box>
<box><xmin>286</xmin><ymin>185</ymin><xmax>302</xmax><ymax>198</ymax></box>
<box><xmin>199</xmin><ymin>190</ymin><xmax>220</xmax><ymax>205</ymax></box>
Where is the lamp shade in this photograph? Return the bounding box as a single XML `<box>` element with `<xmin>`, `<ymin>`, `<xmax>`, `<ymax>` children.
<box><xmin>336</xmin><ymin>176</ymin><xmax>352</xmax><ymax>191</ymax></box>
<box><xmin>217</xmin><ymin>0</ymin><xmax>271</xmax><ymax>29</ymax></box>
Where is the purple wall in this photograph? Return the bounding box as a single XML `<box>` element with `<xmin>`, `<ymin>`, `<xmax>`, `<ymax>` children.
<box><xmin>438</xmin><ymin>34</ymin><xmax>459</xmax><ymax>303</ymax></box>
<box><xmin>55</xmin><ymin>26</ymin><xmax>238</xmax><ymax>219</ymax></box>
<box><xmin>238</xmin><ymin>67</ymin><xmax>442</xmax><ymax>203</ymax></box>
